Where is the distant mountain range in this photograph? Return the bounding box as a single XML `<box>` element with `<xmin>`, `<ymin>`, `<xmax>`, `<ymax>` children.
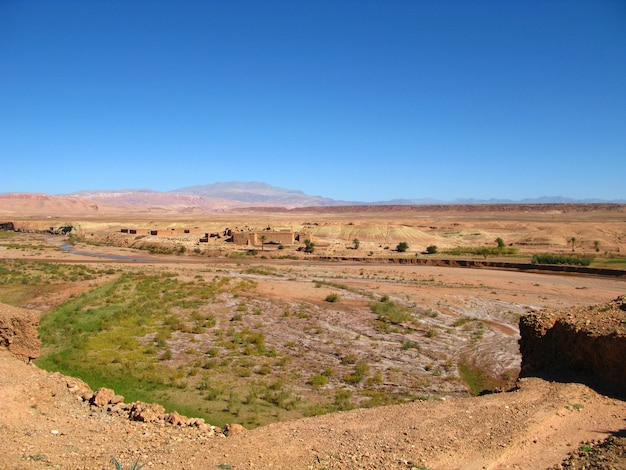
<box><xmin>0</xmin><ymin>182</ymin><xmax>623</xmax><ymax>218</ymax></box>
<box><xmin>70</xmin><ymin>182</ymin><xmax>625</xmax><ymax>207</ymax></box>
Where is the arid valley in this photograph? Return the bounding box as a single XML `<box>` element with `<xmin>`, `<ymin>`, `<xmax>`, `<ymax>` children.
<box><xmin>1</xmin><ymin>198</ymin><xmax>625</xmax><ymax>469</ymax></box>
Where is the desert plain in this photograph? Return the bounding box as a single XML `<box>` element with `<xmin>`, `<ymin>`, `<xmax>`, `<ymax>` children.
<box><xmin>0</xmin><ymin>201</ymin><xmax>625</xmax><ymax>469</ymax></box>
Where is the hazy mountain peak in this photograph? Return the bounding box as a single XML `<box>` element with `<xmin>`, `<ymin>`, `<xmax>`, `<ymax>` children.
<box><xmin>171</xmin><ymin>181</ymin><xmax>333</xmax><ymax>205</ymax></box>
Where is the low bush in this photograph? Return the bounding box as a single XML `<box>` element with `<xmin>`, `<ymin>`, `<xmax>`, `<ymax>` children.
<box><xmin>531</xmin><ymin>253</ymin><xmax>594</xmax><ymax>266</ymax></box>
<box><xmin>369</xmin><ymin>297</ymin><xmax>411</xmax><ymax>325</ymax></box>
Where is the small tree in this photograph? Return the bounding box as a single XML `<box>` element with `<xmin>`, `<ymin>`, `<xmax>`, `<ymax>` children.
<box><xmin>569</xmin><ymin>237</ymin><xmax>577</xmax><ymax>252</ymax></box>
<box><xmin>426</xmin><ymin>245</ymin><xmax>438</xmax><ymax>254</ymax></box>
<box><xmin>594</xmin><ymin>240</ymin><xmax>600</xmax><ymax>252</ymax></box>
<box><xmin>352</xmin><ymin>238</ymin><xmax>360</xmax><ymax>250</ymax></box>
<box><xmin>304</xmin><ymin>239</ymin><xmax>315</xmax><ymax>253</ymax></box>
<box><xmin>396</xmin><ymin>242</ymin><xmax>409</xmax><ymax>253</ymax></box>
<box><xmin>260</xmin><ymin>234</ymin><xmax>266</xmax><ymax>251</ymax></box>
<box><xmin>496</xmin><ymin>237</ymin><xmax>505</xmax><ymax>249</ymax></box>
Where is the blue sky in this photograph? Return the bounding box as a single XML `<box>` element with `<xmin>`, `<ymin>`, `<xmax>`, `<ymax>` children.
<box><xmin>1</xmin><ymin>1</ymin><xmax>625</xmax><ymax>202</ymax></box>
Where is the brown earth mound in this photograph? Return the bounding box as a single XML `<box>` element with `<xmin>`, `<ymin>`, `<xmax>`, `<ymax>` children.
<box><xmin>519</xmin><ymin>295</ymin><xmax>626</xmax><ymax>398</ymax></box>
<box><xmin>0</xmin><ymin>303</ymin><xmax>40</xmax><ymax>362</ymax></box>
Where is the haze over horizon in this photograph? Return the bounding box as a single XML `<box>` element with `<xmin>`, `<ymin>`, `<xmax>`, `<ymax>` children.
<box><xmin>1</xmin><ymin>1</ymin><xmax>625</xmax><ymax>202</ymax></box>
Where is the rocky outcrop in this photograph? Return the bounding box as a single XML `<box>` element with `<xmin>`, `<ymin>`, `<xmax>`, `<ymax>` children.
<box><xmin>519</xmin><ymin>296</ymin><xmax>626</xmax><ymax>397</ymax></box>
<box><xmin>0</xmin><ymin>303</ymin><xmax>40</xmax><ymax>362</ymax></box>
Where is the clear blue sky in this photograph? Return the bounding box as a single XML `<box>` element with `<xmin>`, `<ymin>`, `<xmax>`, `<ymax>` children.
<box><xmin>1</xmin><ymin>1</ymin><xmax>625</xmax><ymax>202</ymax></box>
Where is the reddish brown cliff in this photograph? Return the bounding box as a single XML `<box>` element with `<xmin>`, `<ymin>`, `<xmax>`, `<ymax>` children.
<box><xmin>0</xmin><ymin>303</ymin><xmax>41</xmax><ymax>362</ymax></box>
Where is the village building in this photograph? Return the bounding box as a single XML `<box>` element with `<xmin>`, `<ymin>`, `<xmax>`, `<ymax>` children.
<box><xmin>231</xmin><ymin>230</ymin><xmax>297</xmax><ymax>246</ymax></box>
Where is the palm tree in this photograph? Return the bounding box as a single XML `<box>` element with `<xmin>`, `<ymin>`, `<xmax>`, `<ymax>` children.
<box><xmin>569</xmin><ymin>237</ymin><xmax>577</xmax><ymax>252</ymax></box>
<box><xmin>260</xmin><ymin>234</ymin><xmax>266</xmax><ymax>251</ymax></box>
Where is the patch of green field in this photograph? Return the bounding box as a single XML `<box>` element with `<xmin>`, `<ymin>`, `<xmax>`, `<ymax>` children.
<box><xmin>0</xmin><ymin>231</ymin><xmax>16</xmax><ymax>239</ymax></box>
<box><xmin>591</xmin><ymin>257</ymin><xmax>626</xmax><ymax>270</ymax></box>
<box><xmin>457</xmin><ymin>360</ymin><xmax>487</xmax><ymax>395</ymax></box>
<box><xmin>36</xmin><ymin>270</ymin><xmax>311</xmax><ymax>428</ymax></box>
<box><xmin>0</xmin><ymin>260</ymin><xmax>102</xmax><ymax>306</ymax></box>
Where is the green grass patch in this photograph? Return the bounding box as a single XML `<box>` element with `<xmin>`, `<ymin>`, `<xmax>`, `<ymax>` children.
<box><xmin>0</xmin><ymin>260</ymin><xmax>101</xmax><ymax>305</ymax></box>
<box><xmin>369</xmin><ymin>297</ymin><xmax>411</xmax><ymax>325</ymax></box>
<box><xmin>36</xmin><ymin>271</ymin><xmax>266</xmax><ymax>425</ymax></box>
<box><xmin>443</xmin><ymin>246</ymin><xmax>519</xmax><ymax>257</ymax></box>
<box><xmin>244</xmin><ymin>265</ymin><xmax>280</xmax><ymax>276</ymax></box>
<box><xmin>531</xmin><ymin>253</ymin><xmax>594</xmax><ymax>266</ymax></box>
<box><xmin>457</xmin><ymin>360</ymin><xmax>488</xmax><ymax>395</ymax></box>
<box><xmin>587</xmin><ymin>257</ymin><xmax>626</xmax><ymax>270</ymax></box>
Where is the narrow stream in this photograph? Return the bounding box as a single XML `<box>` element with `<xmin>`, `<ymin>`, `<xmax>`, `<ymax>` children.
<box><xmin>60</xmin><ymin>243</ymin><xmax>156</xmax><ymax>262</ymax></box>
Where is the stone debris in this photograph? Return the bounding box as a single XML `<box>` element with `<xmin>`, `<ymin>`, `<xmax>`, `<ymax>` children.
<box><xmin>60</xmin><ymin>379</ymin><xmax>240</xmax><ymax>437</ymax></box>
<box><xmin>90</xmin><ymin>387</ymin><xmax>115</xmax><ymax>407</ymax></box>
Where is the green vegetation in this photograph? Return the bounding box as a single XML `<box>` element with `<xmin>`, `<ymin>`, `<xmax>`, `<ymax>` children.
<box><xmin>352</xmin><ymin>238</ymin><xmax>360</xmax><ymax>250</ymax></box>
<box><xmin>244</xmin><ymin>265</ymin><xmax>279</xmax><ymax>276</ymax></box>
<box><xmin>325</xmin><ymin>293</ymin><xmax>340</xmax><ymax>302</ymax></box>
<box><xmin>402</xmin><ymin>339</ymin><xmax>420</xmax><ymax>351</ymax></box>
<box><xmin>425</xmin><ymin>245</ymin><xmax>438</xmax><ymax>254</ymax></box>
<box><xmin>531</xmin><ymin>253</ymin><xmax>594</xmax><ymax>266</ymax></box>
<box><xmin>457</xmin><ymin>359</ymin><xmax>488</xmax><ymax>395</ymax></box>
<box><xmin>591</xmin><ymin>256</ymin><xmax>626</xmax><ymax>270</ymax></box>
<box><xmin>396</xmin><ymin>241</ymin><xmax>409</xmax><ymax>252</ymax></box>
<box><xmin>313</xmin><ymin>279</ymin><xmax>374</xmax><ymax>298</ymax></box>
<box><xmin>0</xmin><ymin>260</ymin><xmax>102</xmax><ymax>306</ymax></box>
<box><xmin>443</xmin><ymin>246</ymin><xmax>518</xmax><ymax>258</ymax></box>
<box><xmin>303</xmin><ymin>239</ymin><xmax>315</xmax><ymax>253</ymax></box>
<box><xmin>370</xmin><ymin>297</ymin><xmax>411</xmax><ymax>328</ymax></box>
<box><xmin>35</xmin><ymin>271</ymin><xmax>276</xmax><ymax>427</ymax></box>
<box><xmin>112</xmin><ymin>457</ymin><xmax>145</xmax><ymax>470</ymax></box>
<box><xmin>343</xmin><ymin>361</ymin><xmax>369</xmax><ymax>384</ymax></box>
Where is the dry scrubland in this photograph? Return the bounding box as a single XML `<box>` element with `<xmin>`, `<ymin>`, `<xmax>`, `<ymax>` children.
<box><xmin>0</xmin><ymin>204</ymin><xmax>625</xmax><ymax>469</ymax></box>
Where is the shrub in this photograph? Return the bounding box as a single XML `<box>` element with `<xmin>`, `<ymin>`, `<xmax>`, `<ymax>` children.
<box><xmin>325</xmin><ymin>293</ymin><xmax>340</xmax><ymax>302</ymax></box>
<box><xmin>531</xmin><ymin>253</ymin><xmax>594</xmax><ymax>266</ymax></box>
<box><xmin>444</xmin><ymin>246</ymin><xmax>518</xmax><ymax>257</ymax></box>
<box><xmin>402</xmin><ymin>339</ymin><xmax>420</xmax><ymax>350</ymax></box>
<box><xmin>425</xmin><ymin>245</ymin><xmax>437</xmax><ymax>254</ymax></box>
<box><xmin>308</xmin><ymin>374</ymin><xmax>329</xmax><ymax>390</ymax></box>
<box><xmin>396</xmin><ymin>242</ymin><xmax>409</xmax><ymax>252</ymax></box>
<box><xmin>369</xmin><ymin>297</ymin><xmax>411</xmax><ymax>325</ymax></box>
<box><xmin>343</xmin><ymin>361</ymin><xmax>369</xmax><ymax>384</ymax></box>
<box><xmin>112</xmin><ymin>457</ymin><xmax>145</xmax><ymax>470</ymax></box>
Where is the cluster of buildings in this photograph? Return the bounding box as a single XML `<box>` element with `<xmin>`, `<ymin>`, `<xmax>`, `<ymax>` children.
<box><xmin>119</xmin><ymin>227</ymin><xmax>309</xmax><ymax>247</ymax></box>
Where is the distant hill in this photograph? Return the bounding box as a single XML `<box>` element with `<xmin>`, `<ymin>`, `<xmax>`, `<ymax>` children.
<box><xmin>0</xmin><ymin>183</ymin><xmax>622</xmax><ymax>218</ymax></box>
<box><xmin>373</xmin><ymin>196</ymin><xmax>626</xmax><ymax>205</ymax></box>
<box><xmin>170</xmin><ymin>181</ymin><xmax>346</xmax><ymax>206</ymax></box>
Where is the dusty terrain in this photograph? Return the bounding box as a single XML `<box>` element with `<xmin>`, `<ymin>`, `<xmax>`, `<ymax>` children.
<box><xmin>0</xmin><ymin>204</ymin><xmax>625</xmax><ymax>469</ymax></box>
